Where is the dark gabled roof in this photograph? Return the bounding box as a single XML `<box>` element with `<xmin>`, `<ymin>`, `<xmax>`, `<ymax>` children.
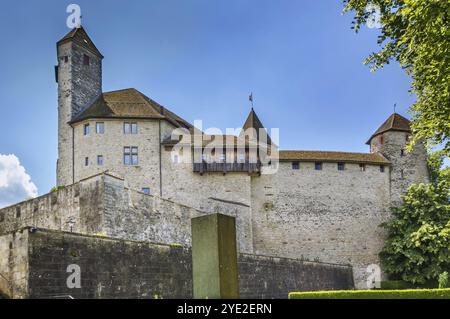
<box><xmin>241</xmin><ymin>108</ymin><xmax>273</xmax><ymax>145</ymax></box>
<box><xmin>279</xmin><ymin>150</ymin><xmax>390</xmax><ymax>165</ymax></box>
<box><xmin>57</xmin><ymin>26</ymin><xmax>104</xmax><ymax>58</ymax></box>
<box><xmin>69</xmin><ymin>88</ymin><xmax>193</xmax><ymax>129</ymax></box>
<box><xmin>366</xmin><ymin>113</ymin><xmax>411</xmax><ymax>144</ymax></box>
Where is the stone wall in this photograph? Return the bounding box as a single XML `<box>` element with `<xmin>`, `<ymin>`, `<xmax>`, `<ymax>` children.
<box><xmin>0</xmin><ymin>229</ymin><xmax>29</xmax><ymax>299</ymax></box>
<box><xmin>0</xmin><ymin>228</ymin><xmax>353</xmax><ymax>299</ymax></box>
<box><xmin>0</xmin><ymin>173</ymin><xmax>251</xmax><ymax>252</ymax></box>
<box><xmin>251</xmin><ymin>161</ymin><xmax>391</xmax><ymax>288</ymax></box>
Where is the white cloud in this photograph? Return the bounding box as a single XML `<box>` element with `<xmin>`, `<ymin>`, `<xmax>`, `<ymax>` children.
<box><xmin>0</xmin><ymin>154</ymin><xmax>38</xmax><ymax>208</ymax></box>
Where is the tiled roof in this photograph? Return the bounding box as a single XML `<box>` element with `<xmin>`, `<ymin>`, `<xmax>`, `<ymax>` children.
<box><xmin>366</xmin><ymin>113</ymin><xmax>411</xmax><ymax>144</ymax></box>
<box><xmin>241</xmin><ymin>108</ymin><xmax>273</xmax><ymax>145</ymax></box>
<box><xmin>57</xmin><ymin>26</ymin><xmax>103</xmax><ymax>58</ymax></box>
<box><xmin>70</xmin><ymin>88</ymin><xmax>193</xmax><ymax>129</ymax></box>
<box><xmin>279</xmin><ymin>150</ymin><xmax>390</xmax><ymax>165</ymax></box>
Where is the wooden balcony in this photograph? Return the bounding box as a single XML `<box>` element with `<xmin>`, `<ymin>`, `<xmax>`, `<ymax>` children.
<box><xmin>193</xmin><ymin>162</ymin><xmax>261</xmax><ymax>174</ymax></box>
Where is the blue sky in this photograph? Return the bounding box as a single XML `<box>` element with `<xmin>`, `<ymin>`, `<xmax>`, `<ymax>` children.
<box><xmin>0</xmin><ymin>0</ymin><xmax>417</xmax><ymax>200</ymax></box>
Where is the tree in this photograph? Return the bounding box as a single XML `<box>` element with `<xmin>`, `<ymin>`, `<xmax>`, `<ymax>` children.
<box><xmin>343</xmin><ymin>0</ymin><xmax>450</xmax><ymax>155</ymax></box>
<box><xmin>380</xmin><ymin>181</ymin><xmax>450</xmax><ymax>284</ymax></box>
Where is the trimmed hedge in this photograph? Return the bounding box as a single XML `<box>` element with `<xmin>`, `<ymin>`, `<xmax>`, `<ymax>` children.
<box><xmin>288</xmin><ymin>288</ymin><xmax>450</xmax><ymax>299</ymax></box>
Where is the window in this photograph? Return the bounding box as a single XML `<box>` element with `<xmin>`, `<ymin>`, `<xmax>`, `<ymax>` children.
<box><xmin>380</xmin><ymin>135</ymin><xmax>384</xmax><ymax>144</ymax></box>
<box><xmin>85</xmin><ymin>157</ymin><xmax>89</xmax><ymax>166</ymax></box>
<box><xmin>401</xmin><ymin>169</ymin><xmax>404</xmax><ymax>179</ymax></box>
<box><xmin>97</xmin><ymin>155</ymin><xmax>104</xmax><ymax>166</ymax></box>
<box><xmin>64</xmin><ymin>56</ymin><xmax>68</xmax><ymax>63</ymax></box>
<box><xmin>142</xmin><ymin>188</ymin><xmax>151</xmax><ymax>195</ymax></box>
<box><xmin>124</xmin><ymin>122</ymin><xmax>138</xmax><ymax>134</ymax></box>
<box><xmin>401</xmin><ymin>149</ymin><xmax>405</xmax><ymax>156</ymax></box>
<box><xmin>16</xmin><ymin>207</ymin><xmax>21</xmax><ymax>218</ymax></box>
<box><xmin>292</xmin><ymin>162</ymin><xmax>300</xmax><ymax>170</ymax></box>
<box><xmin>0</xmin><ymin>212</ymin><xmax>4</xmax><ymax>223</ymax></box>
<box><xmin>84</xmin><ymin>123</ymin><xmax>90</xmax><ymax>136</ymax></box>
<box><xmin>83</xmin><ymin>54</ymin><xmax>90</xmax><ymax>66</ymax></box>
<box><xmin>237</xmin><ymin>153</ymin><xmax>245</xmax><ymax>163</ymax></box>
<box><xmin>96</xmin><ymin>122</ymin><xmax>104</xmax><ymax>134</ymax></box>
<box><xmin>380</xmin><ymin>165</ymin><xmax>385</xmax><ymax>173</ymax></box>
<box><xmin>337</xmin><ymin>162</ymin><xmax>345</xmax><ymax>171</ymax></box>
<box><xmin>359</xmin><ymin>164</ymin><xmax>366</xmax><ymax>172</ymax></box>
<box><xmin>173</xmin><ymin>154</ymin><xmax>179</xmax><ymax>164</ymax></box>
<box><xmin>315</xmin><ymin>162</ymin><xmax>322</xmax><ymax>170</ymax></box>
<box><xmin>405</xmin><ymin>134</ymin><xmax>410</xmax><ymax>142</ymax></box>
<box><xmin>124</xmin><ymin>147</ymin><xmax>138</xmax><ymax>165</ymax></box>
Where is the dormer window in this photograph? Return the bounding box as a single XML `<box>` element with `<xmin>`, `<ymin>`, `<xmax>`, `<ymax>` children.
<box><xmin>83</xmin><ymin>54</ymin><xmax>90</xmax><ymax>66</ymax></box>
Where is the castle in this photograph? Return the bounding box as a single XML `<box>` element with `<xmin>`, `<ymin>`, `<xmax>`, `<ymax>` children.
<box><xmin>0</xmin><ymin>27</ymin><xmax>430</xmax><ymax>298</ymax></box>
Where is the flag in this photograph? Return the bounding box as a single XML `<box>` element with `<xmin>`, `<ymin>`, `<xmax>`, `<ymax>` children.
<box><xmin>249</xmin><ymin>93</ymin><xmax>253</xmax><ymax>102</ymax></box>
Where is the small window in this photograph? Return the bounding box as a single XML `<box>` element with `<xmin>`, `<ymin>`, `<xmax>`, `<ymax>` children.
<box><xmin>84</xmin><ymin>123</ymin><xmax>90</xmax><ymax>135</ymax></box>
<box><xmin>359</xmin><ymin>164</ymin><xmax>366</xmax><ymax>172</ymax></box>
<box><xmin>401</xmin><ymin>149</ymin><xmax>405</xmax><ymax>156</ymax></box>
<box><xmin>0</xmin><ymin>212</ymin><xmax>4</xmax><ymax>223</ymax></box>
<box><xmin>64</xmin><ymin>56</ymin><xmax>69</xmax><ymax>63</ymax></box>
<box><xmin>380</xmin><ymin>135</ymin><xmax>384</xmax><ymax>144</ymax></box>
<box><xmin>315</xmin><ymin>162</ymin><xmax>322</xmax><ymax>171</ymax></box>
<box><xmin>124</xmin><ymin>147</ymin><xmax>138</xmax><ymax>165</ymax></box>
<box><xmin>337</xmin><ymin>163</ymin><xmax>345</xmax><ymax>171</ymax></box>
<box><xmin>97</xmin><ymin>155</ymin><xmax>104</xmax><ymax>166</ymax></box>
<box><xmin>401</xmin><ymin>169</ymin><xmax>404</xmax><ymax>179</ymax></box>
<box><xmin>142</xmin><ymin>188</ymin><xmax>151</xmax><ymax>195</ymax></box>
<box><xmin>380</xmin><ymin>165</ymin><xmax>385</xmax><ymax>173</ymax></box>
<box><xmin>292</xmin><ymin>162</ymin><xmax>300</xmax><ymax>170</ymax></box>
<box><xmin>405</xmin><ymin>134</ymin><xmax>410</xmax><ymax>142</ymax></box>
<box><xmin>124</xmin><ymin>122</ymin><xmax>138</xmax><ymax>134</ymax></box>
<box><xmin>83</xmin><ymin>54</ymin><xmax>90</xmax><ymax>66</ymax></box>
<box><xmin>96</xmin><ymin>122</ymin><xmax>104</xmax><ymax>134</ymax></box>
<box><xmin>16</xmin><ymin>207</ymin><xmax>21</xmax><ymax>218</ymax></box>
<box><xmin>85</xmin><ymin>157</ymin><xmax>89</xmax><ymax>166</ymax></box>
<box><xmin>131</xmin><ymin>123</ymin><xmax>138</xmax><ymax>134</ymax></box>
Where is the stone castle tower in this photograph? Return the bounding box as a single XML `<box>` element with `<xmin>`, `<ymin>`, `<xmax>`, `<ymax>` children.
<box><xmin>56</xmin><ymin>27</ymin><xmax>103</xmax><ymax>186</ymax></box>
<box><xmin>367</xmin><ymin>113</ymin><xmax>429</xmax><ymax>205</ymax></box>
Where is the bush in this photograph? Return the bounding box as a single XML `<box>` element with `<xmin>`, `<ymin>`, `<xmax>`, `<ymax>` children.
<box><xmin>288</xmin><ymin>289</ymin><xmax>450</xmax><ymax>299</ymax></box>
<box><xmin>439</xmin><ymin>272</ymin><xmax>449</xmax><ymax>289</ymax></box>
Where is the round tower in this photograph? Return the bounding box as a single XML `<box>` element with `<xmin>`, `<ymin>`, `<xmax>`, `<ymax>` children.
<box><xmin>56</xmin><ymin>27</ymin><xmax>103</xmax><ymax>186</ymax></box>
<box><xmin>367</xmin><ymin>113</ymin><xmax>430</xmax><ymax>205</ymax></box>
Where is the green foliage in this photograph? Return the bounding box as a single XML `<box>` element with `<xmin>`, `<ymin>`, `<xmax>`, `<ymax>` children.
<box><xmin>343</xmin><ymin>0</ymin><xmax>450</xmax><ymax>155</ymax></box>
<box><xmin>439</xmin><ymin>272</ymin><xmax>449</xmax><ymax>289</ymax></box>
<box><xmin>50</xmin><ymin>186</ymin><xmax>65</xmax><ymax>193</ymax></box>
<box><xmin>379</xmin><ymin>181</ymin><xmax>450</xmax><ymax>284</ymax></box>
<box><xmin>428</xmin><ymin>150</ymin><xmax>450</xmax><ymax>185</ymax></box>
<box><xmin>288</xmin><ymin>288</ymin><xmax>450</xmax><ymax>299</ymax></box>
